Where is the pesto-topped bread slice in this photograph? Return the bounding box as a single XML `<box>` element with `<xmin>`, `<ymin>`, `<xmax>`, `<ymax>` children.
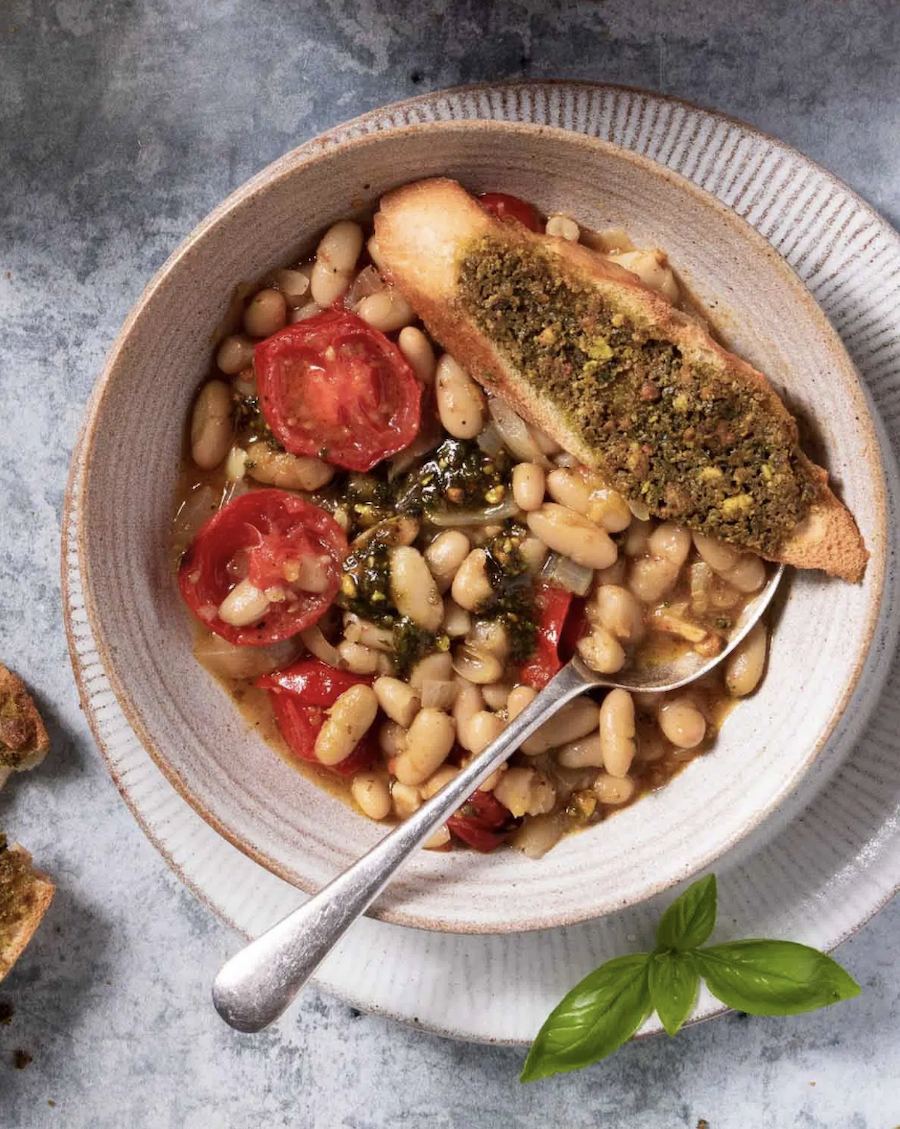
<box><xmin>0</xmin><ymin>664</ymin><xmax>50</xmax><ymax>789</ymax></box>
<box><xmin>0</xmin><ymin>836</ymin><xmax>54</xmax><ymax>981</ymax></box>
<box><xmin>373</xmin><ymin>178</ymin><xmax>867</xmax><ymax>581</ymax></box>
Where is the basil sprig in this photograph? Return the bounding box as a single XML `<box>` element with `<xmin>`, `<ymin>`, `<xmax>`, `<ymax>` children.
<box><xmin>521</xmin><ymin>875</ymin><xmax>860</xmax><ymax>1082</ymax></box>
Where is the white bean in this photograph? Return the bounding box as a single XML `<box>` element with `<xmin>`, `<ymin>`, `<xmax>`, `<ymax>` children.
<box><xmin>527</xmin><ymin>504</ymin><xmax>617</xmax><ymax>570</ymax></box>
<box><xmin>423</xmin><ymin>826</ymin><xmax>451</xmax><ymax>850</ymax></box>
<box><xmin>462</xmin><ymin>710</ymin><xmax>504</xmax><ymax>755</ymax></box>
<box><xmin>337</xmin><ymin>641</ymin><xmax>380</xmax><ymax>675</ymax></box>
<box><xmin>451</xmin><ymin>549</ymin><xmax>494</xmax><ymax>611</ymax></box>
<box><xmin>273</xmin><ymin>268</ymin><xmax>310</xmax><ymax>307</ymax></box>
<box><xmin>409</xmin><ymin>652</ymin><xmax>453</xmax><ymax>689</ymax></box>
<box><xmin>453</xmin><ymin>679</ymin><xmax>485</xmax><ymax>750</ymax></box>
<box><xmin>244</xmin><ymin>288</ymin><xmax>287</xmax><ymax>338</ymax></box>
<box><xmin>628</xmin><ymin>556</ymin><xmax>679</xmax><ymax>602</ymax></box>
<box><xmin>591</xmin><ymin>585</ymin><xmax>645</xmax><ymax>644</ymax></box>
<box><xmin>442</xmin><ymin>598</ymin><xmax>472</xmax><ymax>637</ymax></box>
<box><xmin>389</xmin><ymin>546</ymin><xmax>443</xmax><ymax>631</ymax></box>
<box><xmin>218</xmin><ymin>578</ymin><xmax>269</xmax><ymax>626</ymax></box>
<box><xmin>594</xmin><ymin>773</ymin><xmax>636</xmax><ymax>805</ymax></box>
<box><xmin>545</xmin><ymin>213</ymin><xmax>580</xmax><ymax>241</ymax></box>
<box><xmin>245</xmin><ymin>445</ymin><xmax>334</xmax><ymax>491</ymax></box>
<box><xmin>493</xmin><ymin>767</ymin><xmax>556</xmax><ymax>817</ymax></box>
<box><xmin>599</xmin><ymin>689</ymin><xmax>636</xmax><ymax>777</ymax></box>
<box><xmin>522</xmin><ymin>698</ymin><xmax>599</xmax><ymax>755</ymax></box>
<box><xmin>357</xmin><ymin>288</ymin><xmax>416</xmax><ymax>333</ymax></box>
<box><xmin>216</xmin><ymin>334</ymin><xmax>255</xmax><ymax>375</ymax></box>
<box><xmin>452</xmin><ymin>643</ymin><xmax>503</xmax><ymax>686</ymax></box>
<box><xmin>648</xmin><ymin>522</ymin><xmax>691</xmax><ymax>566</ymax></box>
<box><xmin>512</xmin><ymin>463</ymin><xmax>546</xmax><ymax>511</ymax></box>
<box><xmin>507</xmin><ymin>685</ymin><xmax>537</xmax><ymax>721</ymax></box>
<box><xmin>350</xmin><ymin>772</ymin><xmax>391</xmax><ymax>820</ymax></box>
<box><xmin>608</xmin><ymin>248</ymin><xmax>679</xmax><ymax>303</ymax></box>
<box><xmin>518</xmin><ymin>536</ymin><xmax>550</xmax><ymax>574</ymax></box>
<box><xmin>436</xmin><ymin>354</ymin><xmax>485</xmax><ymax>439</ymax></box>
<box><xmin>378</xmin><ymin>720</ymin><xmax>406</xmax><ymax>757</ymax></box>
<box><xmin>426</xmin><ymin>531</ymin><xmax>470</xmax><ymax>593</ymax></box>
<box><xmin>393</xmin><ymin>708</ymin><xmax>456</xmax><ymax>786</ymax></box>
<box><xmin>658</xmin><ymin>697</ymin><xmax>706</xmax><ymax>749</ymax></box>
<box><xmin>191</xmin><ymin>381</ymin><xmax>234</xmax><ymax>470</ymax></box>
<box><xmin>314</xmin><ymin>684</ymin><xmax>378</xmax><ymax>766</ymax></box>
<box><xmin>511</xmin><ymin>812</ymin><xmax>566</xmax><ymax>858</ymax></box>
<box><xmin>481</xmin><ymin>682</ymin><xmax>512</xmax><ymax>711</ymax></box>
<box><xmin>373</xmin><ymin>676</ymin><xmax>421</xmax><ymax>728</ymax></box>
<box><xmin>398</xmin><ymin>326</ymin><xmax>437</xmax><ymax>384</ymax></box>
<box><xmin>391</xmin><ymin>781</ymin><xmax>421</xmax><ymax>818</ymax></box>
<box><xmin>420</xmin><ymin>765</ymin><xmax>460</xmax><ymax>799</ymax></box>
<box><xmin>725</xmin><ymin>622</ymin><xmax>767</xmax><ymax>697</ymax></box>
<box><xmin>310</xmin><ymin>220</ymin><xmax>364</xmax><ymax>306</ymax></box>
<box><xmin>291</xmin><ymin>554</ymin><xmax>332</xmax><ymax>594</ymax></box>
<box><xmin>556</xmin><ymin>733</ymin><xmax>604</xmax><ymax>768</ymax></box>
<box><xmin>577</xmin><ymin>626</ymin><xmax>626</xmax><ymax>674</ymax></box>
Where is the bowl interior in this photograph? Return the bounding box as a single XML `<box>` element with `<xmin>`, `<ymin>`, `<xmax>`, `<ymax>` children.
<box><xmin>77</xmin><ymin>121</ymin><xmax>886</xmax><ymax>933</ymax></box>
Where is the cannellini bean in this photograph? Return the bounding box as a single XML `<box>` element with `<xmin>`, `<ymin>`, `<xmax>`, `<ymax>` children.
<box><xmin>522</xmin><ymin>698</ymin><xmax>598</xmax><ymax>755</ymax></box>
<box><xmin>527</xmin><ymin>504</ymin><xmax>617</xmax><ymax>570</ymax></box>
<box><xmin>725</xmin><ymin>622</ymin><xmax>768</xmax><ymax>697</ymax></box>
<box><xmin>512</xmin><ymin>463</ymin><xmax>546</xmax><ymax>511</ymax></box>
<box><xmin>391</xmin><ymin>781</ymin><xmax>421</xmax><ymax>818</ymax></box>
<box><xmin>378</xmin><ymin>720</ymin><xmax>406</xmax><ymax>757</ymax></box>
<box><xmin>420</xmin><ymin>765</ymin><xmax>460</xmax><ymax>799</ymax></box>
<box><xmin>591</xmin><ymin>585</ymin><xmax>645</xmax><ymax>644</ymax></box>
<box><xmin>337</xmin><ymin>640</ymin><xmax>380</xmax><ymax>675</ymax></box>
<box><xmin>436</xmin><ymin>354</ymin><xmax>486</xmax><ymax>439</ymax></box>
<box><xmin>289</xmin><ymin>300</ymin><xmax>323</xmax><ymax>323</ymax></box>
<box><xmin>218</xmin><ymin>578</ymin><xmax>269</xmax><ymax>626</ymax></box>
<box><xmin>224</xmin><ymin>446</ymin><xmax>248</xmax><ymax>481</ymax></box>
<box><xmin>599</xmin><ymin>689</ymin><xmax>636</xmax><ymax>777</ymax></box>
<box><xmin>442</xmin><ymin>598</ymin><xmax>471</xmax><ymax>637</ymax></box>
<box><xmin>373</xmin><ymin>676</ymin><xmax>421</xmax><ymax>728</ymax></box>
<box><xmin>453</xmin><ymin>679</ymin><xmax>485</xmax><ymax>748</ymax></box>
<box><xmin>357</xmin><ymin>288</ymin><xmax>416</xmax><ymax>333</ymax></box>
<box><xmin>244</xmin><ymin>288</ymin><xmax>287</xmax><ymax>338</ymax></box>
<box><xmin>310</xmin><ymin>220</ymin><xmax>364</xmax><ymax>306</ymax></box>
<box><xmin>556</xmin><ymin>733</ymin><xmax>604</xmax><ymax>768</ymax></box>
<box><xmin>546</xmin><ymin>213</ymin><xmax>580</xmax><ymax>240</ymax></box>
<box><xmin>389</xmin><ymin>546</ymin><xmax>443</xmax><ymax>631</ymax></box>
<box><xmin>507</xmin><ymin>685</ymin><xmax>537</xmax><ymax>721</ymax></box>
<box><xmin>594</xmin><ymin>773</ymin><xmax>636</xmax><ymax>805</ymax></box>
<box><xmin>423</xmin><ymin>826</ymin><xmax>451</xmax><ymax>850</ymax></box>
<box><xmin>481</xmin><ymin>682</ymin><xmax>512</xmax><ymax>711</ymax></box>
<box><xmin>426</xmin><ymin>530</ymin><xmax>471</xmax><ymax>593</ymax></box>
<box><xmin>577</xmin><ymin>626</ymin><xmax>626</xmax><ymax>674</ymax></box>
<box><xmin>273</xmin><ymin>268</ymin><xmax>310</xmax><ymax>307</ymax></box>
<box><xmin>352</xmin><ymin>619</ymin><xmax>395</xmax><ymax>652</ymax></box>
<box><xmin>216</xmin><ymin>334</ymin><xmax>255</xmax><ymax>375</ymax></box>
<box><xmin>191</xmin><ymin>380</ymin><xmax>234</xmax><ymax>470</ymax></box>
<box><xmin>511</xmin><ymin>812</ymin><xmax>566</xmax><ymax>859</ymax></box>
<box><xmin>245</xmin><ymin>445</ymin><xmax>334</xmax><ymax>491</ymax></box>
<box><xmin>518</xmin><ymin>536</ymin><xmax>549</xmax><ymax>574</ymax></box>
<box><xmin>493</xmin><ymin>767</ymin><xmax>556</xmax><ymax>817</ymax></box>
<box><xmin>409</xmin><ymin>652</ymin><xmax>453</xmax><ymax>689</ymax></box>
<box><xmin>530</xmin><ymin>426</ymin><xmax>561</xmax><ymax>456</ymax></box>
<box><xmin>595</xmin><ymin>557</ymin><xmax>627</xmax><ymax>586</ymax></box>
<box><xmin>609</xmin><ymin>248</ymin><xmax>679</xmax><ymax>303</ymax></box>
<box><xmin>452</xmin><ymin>643</ymin><xmax>504</xmax><ymax>686</ymax></box>
<box><xmin>590</xmin><ymin>488</ymin><xmax>632</xmax><ymax>533</ymax></box>
<box><xmin>398</xmin><ymin>326</ymin><xmax>436</xmax><ymax>383</ymax></box>
<box><xmin>462</xmin><ymin>710</ymin><xmax>505</xmax><ymax>755</ymax></box>
<box><xmin>648</xmin><ymin>522</ymin><xmax>691</xmax><ymax>566</ymax></box>
<box><xmin>469</xmin><ymin>619</ymin><xmax>510</xmax><ymax>662</ymax></box>
<box><xmin>725</xmin><ymin>554</ymin><xmax>766</xmax><ymax>594</ymax></box>
<box><xmin>628</xmin><ymin>556</ymin><xmax>680</xmax><ymax>602</ymax></box>
<box><xmin>693</xmin><ymin>532</ymin><xmax>739</xmax><ymax>572</ymax></box>
<box><xmin>393</xmin><ymin>708</ymin><xmax>456</xmax><ymax>786</ymax></box>
<box><xmin>350</xmin><ymin>772</ymin><xmax>391</xmax><ymax>820</ymax></box>
<box><xmin>624</xmin><ymin>519</ymin><xmax>652</xmax><ymax>557</ymax></box>
<box><xmin>451</xmin><ymin>548</ymin><xmax>494</xmax><ymax>611</ymax></box>
<box><xmin>314</xmin><ymin>684</ymin><xmax>378</xmax><ymax>766</ymax></box>
<box><xmin>658</xmin><ymin>697</ymin><xmax>706</xmax><ymax>749</ymax></box>
<box><xmin>546</xmin><ymin>467</ymin><xmax>593</xmax><ymax>514</ymax></box>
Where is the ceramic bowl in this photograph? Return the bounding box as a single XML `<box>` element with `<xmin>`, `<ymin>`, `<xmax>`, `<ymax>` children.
<box><xmin>74</xmin><ymin>120</ymin><xmax>888</xmax><ymax>933</ymax></box>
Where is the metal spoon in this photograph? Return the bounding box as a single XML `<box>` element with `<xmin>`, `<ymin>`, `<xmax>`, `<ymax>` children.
<box><xmin>213</xmin><ymin>564</ymin><xmax>783</xmax><ymax>1032</ymax></box>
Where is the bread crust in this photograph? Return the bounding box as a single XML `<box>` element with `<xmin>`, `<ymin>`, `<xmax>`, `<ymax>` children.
<box><xmin>374</xmin><ymin>178</ymin><xmax>867</xmax><ymax>581</ymax></box>
<box><xmin>0</xmin><ymin>664</ymin><xmax>50</xmax><ymax>779</ymax></box>
<box><xmin>0</xmin><ymin>839</ymin><xmax>54</xmax><ymax>981</ymax></box>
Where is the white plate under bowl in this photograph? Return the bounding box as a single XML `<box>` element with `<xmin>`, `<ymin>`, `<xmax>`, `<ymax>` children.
<box><xmin>64</xmin><ymin>83</ymin><xmax>900</xmax><ymax>1042</ymax></box>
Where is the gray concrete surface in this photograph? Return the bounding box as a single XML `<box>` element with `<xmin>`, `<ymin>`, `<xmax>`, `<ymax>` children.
<box><xmin>1</xmin><ymin>1</ymin><xmax>898</xmax><ymax>1125</ymax></box>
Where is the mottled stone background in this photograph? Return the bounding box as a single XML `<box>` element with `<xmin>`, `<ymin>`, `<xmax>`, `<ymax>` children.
<box><xmin>1</xmin><ymin>1</ymin><xmax>898</xmax><ymax>1125</ymax></box>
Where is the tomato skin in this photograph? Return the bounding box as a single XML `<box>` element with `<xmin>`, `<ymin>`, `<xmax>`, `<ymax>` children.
<box><xmin>559</xmin><ymin>596</ymin><xmax>589</xmax><ymax>663</ymax></box>
<box><xmin>178</xmin><ymin>490</ymin><xmax>347</xmax><ymax>646</ymax></box>
<box><xmin>519</xmin><ymin>582</ymin><xmax>574</xmax><ymax>689</ymax></box>
<box><xmin>448</xmin><ymin>789</ymin><xmax>518</xmax><ymax>852</ymax></box>
<box><xmin>255</xmin><ymin>309</ymin><xmax>422</xmax><ymax>472</ymax></box>
<box><xmin>477</xmin><ymin>192</ymin><xmax>542</xmax><ymax>232</ymax></box>
<box><xmin>260</xmin><ymin>660</ymin><xmax>377</xmax><ymax>776</ymax></box>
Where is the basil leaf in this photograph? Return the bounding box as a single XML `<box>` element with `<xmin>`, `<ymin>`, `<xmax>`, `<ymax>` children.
<box><xmin>520</xmin><ymin>954</ymin><xmax>652</xmax><ymax>1082</ymax></box>
<box><xmin>695</xmin><ymin>941</ymin><xmax>861</xmax><ymax>1016</ymax></box>
<box><xmin>655</xmin><ymin>874</ymin><xmax>717</xmax><ymax>952</ymax></box>
<box><xmin>648</xmin><ymin>952</ymin><xmax>699</xmax><ymax>1036</ymax></box>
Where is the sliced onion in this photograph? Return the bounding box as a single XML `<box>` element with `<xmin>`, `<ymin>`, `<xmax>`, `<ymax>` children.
<box><xmin>628</xmin><ymin>497</ymin><xmax>651</xmax><ymax>521</ymax></box>
<box><xmin>488</xmin><ymin>397</ymin><xmax>550</xmax><ymax>467</ymax></box>
<box><xmin>194</xmin><ymin>633</ymin><xmax>299</xmax><ymax>680</ymax></box>
<box><xmin>420</xmin><ymin>679</ymin><xmax>459</xmax><ymax>710</ymax></box>
<box><xmin>552</xmin><ymin>451</ymin><xmax>579</xmax><ymax>468</ymax></box>
<box><xmin>299</xmin><ymin>625</ymin><xmax>342</xmax><ymax>667</ymax></box>
<box><xmin>476</xmin><ymin>422</ymin><xmax>506</xmax><ymax>458</ymax></box>
<box><xmin>388</xmin><ymin>426</ymin><xmax>441</xmax><ymax>480</ymax></box>
<box><xmin>425</xmin><ymin>496</ymin><xmax>519</xmax><ymax>527</ymax></box>
<box><xmin>540</xmin><ymin>552</ymin><xmax>594</xmax><ymax>596</ymax></box>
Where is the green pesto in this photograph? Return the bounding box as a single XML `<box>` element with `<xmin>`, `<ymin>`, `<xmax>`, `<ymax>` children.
<box><xmin>234</xmin><ymin>393</ymin><xmax>283</xmax><ymax>452</ymax></box>
<box><xmin>394</xmin><ymin>439</ymin><xmax>511</xmax><ymax>514</ymax></box>
<box><xmin>456</xmin><ymin>236</ymin><xmax>816</xmax><ymax>553</ymax></box>
<box><xmin>481</xmin><ymin>524</ymin><xmax>538</xmax><ymax>664</ymax></box>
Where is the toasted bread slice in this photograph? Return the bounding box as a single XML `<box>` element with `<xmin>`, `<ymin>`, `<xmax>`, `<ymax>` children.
<box><xmin>0</xmin><ymin>664</ymin><xmax>50</xmax><ymax>786</ymax></box>
<box><xmin>374</xmin><ymin>179</ymin><xmax>867</xmax><ymax>581</ymax></box>
<box><xmin>0</xmin><ymin>836</ymin><xmax>54</xmax><ymax>981</ymax></box>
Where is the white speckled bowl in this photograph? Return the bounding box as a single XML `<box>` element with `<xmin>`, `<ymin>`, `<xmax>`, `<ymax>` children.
<box><xmin>74</xmin><ymin>120</ymin><xmax>889</xmax><ymax>933</ymax></box>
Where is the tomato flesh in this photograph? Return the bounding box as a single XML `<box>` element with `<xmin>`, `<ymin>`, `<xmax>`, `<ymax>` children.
<box><xmin>178</xmin><ymin>489</ymin><xmax>346</xmax><ymax>646</ymax></box>
<box><xmin>259</xmin><ymin>659</ymin><xmax>377</xmax><ymax>776</ymax></box>
<box><xmin>477</xmin><ymin>192</ymin><xmax>542</xmax><ymax>232</ymax></box>
<box><xmin>448</xmin><ymin>789</ymin><xmax>518</xmax><ymax>852</ymax></box>
<box><xmin>518</xmin><ymin>582</ymin><xmax>574</xmax><ymax>689</ymax></box>
<box><xmin>255</xmin><ymin>310</ymin><xmax>422</xmax><ymax>472</ymax></box>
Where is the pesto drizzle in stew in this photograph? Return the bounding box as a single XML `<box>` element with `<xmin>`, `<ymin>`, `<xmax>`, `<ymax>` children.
<box><xmin>456</xmin><ymin>235</ymin><xmax>817</xmax><ymax>554</ymax></box>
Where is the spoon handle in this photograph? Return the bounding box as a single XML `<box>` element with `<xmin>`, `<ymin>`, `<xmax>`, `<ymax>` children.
<box><xmin>212</xmin><ymin>661</ymin><xmax>591</xmax><ymax>1031</ymax></box>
